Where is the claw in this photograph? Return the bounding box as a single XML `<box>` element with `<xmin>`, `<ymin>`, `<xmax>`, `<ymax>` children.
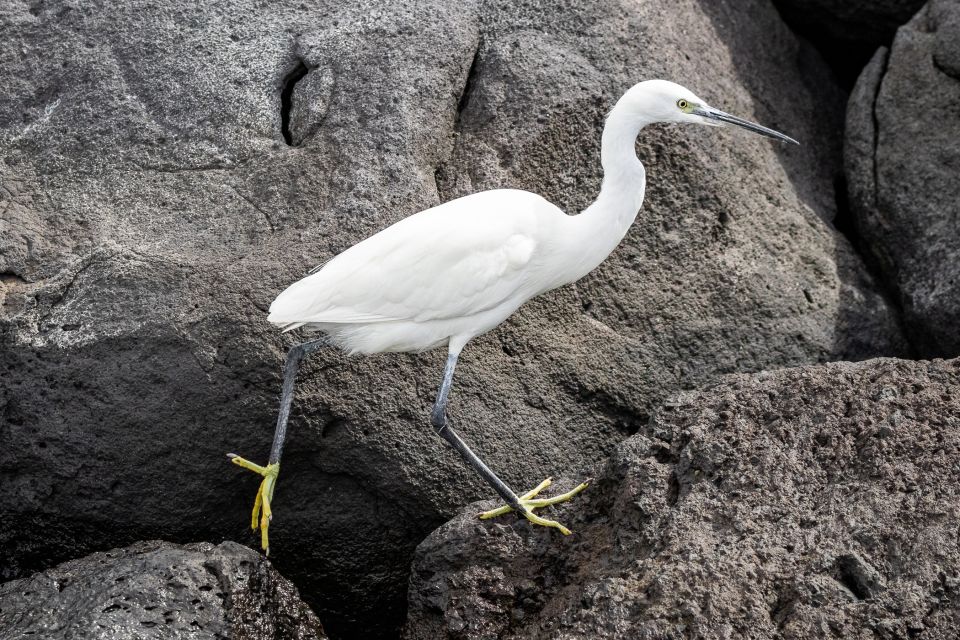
<box><xmin>228</xmin><ymin>453</ymin><xmax>280</xmax><ymax>555</ymax></box>
<box><xmin>478</xmin><ymin>478</ymin><xmax>591</xmax><ymax>535</ymax></box>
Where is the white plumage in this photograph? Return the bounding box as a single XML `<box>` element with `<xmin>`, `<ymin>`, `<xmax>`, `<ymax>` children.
<box><xmin>231</xmin><ymin>79</ymin><xmax>798</xmax><ymax>552</ymax></box>
<box><xmin>266</xmin><ymin>80</ymin><xmax>796</xmax><ymax>358</ymax></box>
<box><xmin>268</xmin><ymin>189</ymin><xmax>568</xmax><ymax>354</ymax></box>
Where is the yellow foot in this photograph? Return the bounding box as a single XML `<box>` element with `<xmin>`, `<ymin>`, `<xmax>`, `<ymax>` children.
<box><xmin>227</xmin><ymin>453</ymin><xmax>280</xmax><ymax>555</ymax></box>
<box><xmin>478</xmin><ymin>477</ymin><xmax>591</xmax><ymax>535</ymax></box>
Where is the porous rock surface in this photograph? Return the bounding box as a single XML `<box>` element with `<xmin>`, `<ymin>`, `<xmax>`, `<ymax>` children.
<box><xmin>0</xmin><ymin>0</ymin><xmax>904</xmax><ymax>636</ymax></box>
<box><xmin>406</xmin><ymin>357</ymin><xmax>960</xmax><ymax>639</ymax></box>
<box><xmin>846</xmin><ymin>0</ymin><xmax>960</xmax><ymax>358</ymax></box>
<box><xmin>0</xmin><ymin>540</ymin><xmax>326</xmax><ymax>639</ymax></box>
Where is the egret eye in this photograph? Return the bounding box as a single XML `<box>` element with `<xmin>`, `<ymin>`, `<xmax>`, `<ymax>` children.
<box><xmin>677</xmin><ymin>99</ymin><xmax>689</xmax><ymax>110</ymax></box>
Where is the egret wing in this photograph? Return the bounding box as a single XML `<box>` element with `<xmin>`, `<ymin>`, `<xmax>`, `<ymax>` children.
<box><xmin>268</xmin><ymin>190</ymin><xmax>558</xmax><ymax>325</ymax></box>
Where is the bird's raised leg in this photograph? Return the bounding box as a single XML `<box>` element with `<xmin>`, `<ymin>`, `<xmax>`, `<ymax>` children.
<box><xmin>227</xmin><ymin>338</ymin><xmax>325</xmax><ymax>554</ymax></box>
<box><xmin>431</xmin><ymin>349</ymin><xmax>590</xmax><ymax>535</ymax></box>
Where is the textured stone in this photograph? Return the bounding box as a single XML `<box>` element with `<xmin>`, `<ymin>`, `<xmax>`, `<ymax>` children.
<box><xmin>845</xmin><ymin>0</ymin><xmax>960</xmax><ymax>358</ymax></box>
<box><xmin>0</xmin><ymin>1</ymin><xmax>903</xmax><ymax>637</ymax></box>
<box><xmin>406</xmin><ymin>357</ymin><xmax>960</xmax><ymax>639</ymax></box>
<box><xmin>0</xmin><ymin>540</ymin><xmax>326</xmax><ymax>639</ymax></box>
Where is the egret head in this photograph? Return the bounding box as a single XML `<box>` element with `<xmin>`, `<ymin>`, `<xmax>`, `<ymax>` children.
<box><xmin>621</xmin><ymin>79</ymin><xmax>798</xmax><ymax>144</ymax></box>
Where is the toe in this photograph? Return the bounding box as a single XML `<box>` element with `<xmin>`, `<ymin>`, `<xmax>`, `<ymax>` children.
<box><xmin>521</xmin><ymin>508</ymin><xmax>573</xmax><ymax>535</ymax></box>
<box><xmin>229</xmin><ymin>454</ymin><xmax>269</xmax><ymax>476</ymax></box>
<box><xmin>478</xmin><ymin>504</ymin><xmax>514</xmax><ymax>520</ymax></box>
<box><xmin>519</xmin><ymin>478</ymin><xmax>552</xmax><ymax>500</ymax></box>
<box><xmin>251</xmin><ymin>484</ymin><xmax>264</xmax><ymax>531</ymax></box>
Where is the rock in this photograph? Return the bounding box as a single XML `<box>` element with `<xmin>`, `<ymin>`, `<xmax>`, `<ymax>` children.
<box><xmin>406</xmin><ymin>357</ymin><xmax>960</xmax><ymax>639</ymax></box>
<box><xmin>0</xmin><ymin>1</ymin><xmax>903</xmax><ymax>636</ymax></box>
<box><xmin>0</xmin><ymin>540</ymin><xmax>326</xmax><ymax>639</ymax></box>
<box><xmin>845</xmin><ymin>0</ymin><xmax>960</xmax><ymax>358</ymax></box>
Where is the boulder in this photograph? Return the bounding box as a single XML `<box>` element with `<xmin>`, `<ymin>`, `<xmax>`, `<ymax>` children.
<box><xmin>845</xmin><ymin>0</ymin><xmax>960</xmax><ymax>358</ymax></box>
<box><xmin>0</xmin><ymin>0</ymin><xmax>903</xmax><ymax>636</ymax></box>
<box><xmin>406</xmin><ymin>357</ymin><xmax>960</xmax><ymax>639</ymax></box>
<box><xmin>0</xmin><ymin>540</ymin><xmax>326</xmax><ymax>639</ymax></box>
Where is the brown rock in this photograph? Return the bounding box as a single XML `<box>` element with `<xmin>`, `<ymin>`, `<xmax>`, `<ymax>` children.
<box><xmin>407</xmin><ymin>357</ymin><xmax>960</xmax><ymax>639</ymax></box>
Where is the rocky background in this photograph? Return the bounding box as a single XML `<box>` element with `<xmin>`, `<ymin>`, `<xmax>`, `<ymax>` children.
<box><xmin>0</xmin><ymin>0</ymin><xmax>956</xmax><ymax>639</ymax></box>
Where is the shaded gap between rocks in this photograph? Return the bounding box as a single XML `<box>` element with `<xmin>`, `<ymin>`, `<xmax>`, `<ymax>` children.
<box><xmin>768</xmin><ymin>0</ymin><xmax>916</xmax><ymax>90</ymax></box>
<box><xmin>435</xmin><ymin>40</ymin><xmax>482</xmax><ymax>201</ymax></box>
<box><xmin>830</xmin><ymin>47</ymin><xmax>916</xmax><ymax>358</ymax></box>
<box><xmin>0</xmin><ymin>271</ymin><xmax>27</xmax><ymax>285</ymax></box>
<box><xmin>834</xmin><ymin>554</ymin><xmax>877</xmax><ymax>600</ymax></box>
<box><xmin>280</xmin><ymin>59</ymin><xmax>309</xmax><ymax>146</ymax></box>
<box><xmin>454</xmin><ymin>41</ymin><xmax>481</xmax><ymax>132</ymax></box>
<box><xmin>832</xmin><ymin>171</ymin><xmax>912</xmax><ymax>357</ymax></box>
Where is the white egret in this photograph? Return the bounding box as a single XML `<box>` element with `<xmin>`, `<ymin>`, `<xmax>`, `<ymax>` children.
<box><xmin>228</xmin><ymin>79</ymin><xmax>797</xmax><ymax>553</ymax></box>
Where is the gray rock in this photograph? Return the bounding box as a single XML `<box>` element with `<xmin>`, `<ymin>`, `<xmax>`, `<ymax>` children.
<box><xmin>0</xmin><ymin>540</ymin><xmax>326</xmax><ymax>639</ymax></box>
<box><xmin>845</xmin><ymin>0</ymin><xmax>960</xmax><ymax>358</ymax></box>
<box><xmin>0</xmin><ymin>0</ymin><xmax>903</xmax><ymax>636</ymax></box>
<box><xmin>406</xmin><ymin>357</ymin><xmax>960</xmax><ymax>639</ymax></box>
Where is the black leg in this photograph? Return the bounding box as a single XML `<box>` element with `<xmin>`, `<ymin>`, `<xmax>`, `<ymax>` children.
<box><xmin>231</xmin><ymin>340</ymin><xmax>587</xmax><ymax>547</ymax></box>
<box><xmin>268</xmin><ymin>338</ymin><xmax>326</xmax><ymax>465</ymax></box>
<box><xmin>228</xmin><ymin>337</ymin><xmax>326</xmax><ymax>553</ymax></box>
<box><xmin>431</xmin><ymin>351</ymin><xmax>523</xmax><ymax>511</ymax></box>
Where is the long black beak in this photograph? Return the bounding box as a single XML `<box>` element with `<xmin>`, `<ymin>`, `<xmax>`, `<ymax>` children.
<box><xmin>694</xmin><ymin>106</ymin><xmax>799</xmax><ymax>145</ymax></box>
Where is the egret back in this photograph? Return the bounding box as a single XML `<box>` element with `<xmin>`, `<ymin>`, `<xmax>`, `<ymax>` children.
<box><xmin>267</xmin><ymin>189</ymin><xmax>567</xmax><ymax>345</ymax></box>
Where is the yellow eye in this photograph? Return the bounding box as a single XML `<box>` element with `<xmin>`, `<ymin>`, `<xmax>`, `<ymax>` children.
<box><xmin>677</xmin><ymin>99</ymin><xmax>689</xmax><ymax>110</ymax></box>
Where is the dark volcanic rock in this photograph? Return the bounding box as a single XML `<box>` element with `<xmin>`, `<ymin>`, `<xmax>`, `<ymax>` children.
<box><xmin>0</xmin><ymin>0</ymin><xmax>903</xmax><ymax>636</ymax></box>
<box><xmin>846</xmin><ymin>0</ymin><xmax>960</xmax><ymax>358</ymax></box>
<box><xmin>0</xmin><ymin>540</ymin><xmax>326</xmax><ymax>639</ymax></box>
<box><xmin>406</xmin><ymin>358</ymin><xmax>960</xmax><ymax>639</ymax></box>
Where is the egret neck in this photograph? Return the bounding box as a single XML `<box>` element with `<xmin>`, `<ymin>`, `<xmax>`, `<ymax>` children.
<box><xmin>563</xmin><ymin>101</ymin><xmax>650</xmax><ymax>284</ymax></box>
